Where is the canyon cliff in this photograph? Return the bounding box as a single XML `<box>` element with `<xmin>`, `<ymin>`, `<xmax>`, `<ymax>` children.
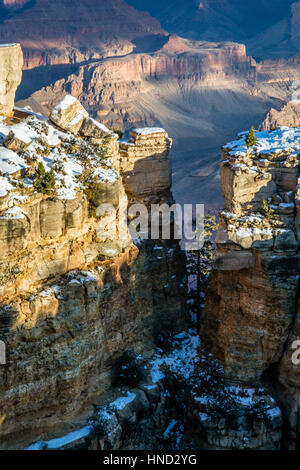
<box><xmin>0</xmin><ymin>45</ymin><xmax>186</xmax><ymax>449</ymax></box>
<box><xmin>201</xmin><ymin>126</ymin><xmax>300</xmax><ymax>449</ymax></box>
<box><xmin>128</xmin><ymin>0</ymin><xmax>300</xmax><ymax>60</ymax></box>
<box><xmin>23</xmin><ymin>37</ymin><xmax>255</xmax><ymax>127</ymax></box>
<box><xmin>0</xmin><ymin>0</ymin><xmax>166</xmax><ymax>69</ymax></box>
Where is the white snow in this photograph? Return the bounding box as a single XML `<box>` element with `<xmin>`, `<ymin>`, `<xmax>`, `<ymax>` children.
<box><xmin>0</xmin><ymin>147</ymin><xmax>27</xmax><ymax>175</ymax></box>
<box><xmin>266</xmin><ymin>406</ymin><xmax>281</xmax><ymax>418</ymax></box>
<box><xmin>150</xmin><ymin>331</ymin><xmax>200</xmax><ymax>383</ymax></box>
<box><xmin>110</xmin><ymin>392</ymin><xmax>136</xmax><ymax>410</ymax></box>
<box><xmin>163</xmin><ymin>419</ymin><xmax>178</xmax><ymax>438</ymax></box>
<box><xmin>89</xmin><ymin>118</ymin><xmax>110</xmax><ymax>134</ymax></box>
<box><xmin>225</xmin><ymin>127</ymin><xmax>300</xmax><ymax>156</ymax></box>
<box><xmin>0</xmin><ymin>43</ymin><xmax>17</xmax><ymax>48</ymax></box>
<box><xmin>67</xmin><ymin>270</ymin><xmax>97</xmax><ymax>284</ymax></box>
<box><xmin>0</xmin><ymin>112</ymin><xmax>119</xmax><ymax>202</ymax></box>
<box><xmin>0</xmin><ymin>176</ymin><xmax>13</xmax><ymax>197</ymax></box>
<box><xmin>132</xmin><ymin>127</ymin><xmax>165</xmax><ymax>135</ymax></box>
<box><xmin>93</xmin><ymin>167</ymin><xmax>119</xmax><ymax>184</ymax></box>
<box><xmin>53</xmin><ymin>94</ymin><xmax>79</xmax><ymax>112</ymax></box>
<box><xmin>26</xmin><ymin>425</ymin><xmax>92</xmax><ymax>450</ymax></box>
<box><xmin>7</xmin><ymin>123</ymin><xmax>32</xmax><ymax>144</ymax></box>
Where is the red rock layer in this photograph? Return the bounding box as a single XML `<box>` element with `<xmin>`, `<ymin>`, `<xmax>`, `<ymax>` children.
<box><xmin>0</xmin><ymin>0</ymin><xmax>166</xmax><ymax>69</ymax></box>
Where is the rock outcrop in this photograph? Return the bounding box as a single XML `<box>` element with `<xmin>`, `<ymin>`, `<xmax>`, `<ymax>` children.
<box><xmin>201</xmin><ymin>126</ymin><xmax>300</xmax><ymax>448</ymax></box>
<box><xmin>0</xmin><ymin>83</ymin><xmax>185</xmax><ymax>448</ymax></box>
<box><xmin>0</xmin><ymin>43</ymin><xmax>22</xmax><ymax>116</ymax></box>
<box><xmin>120</xmin><ymin>128</ymin><xmax>172</xmax><ymax>197</ymax></box>
<box><xmin>260</xmin><ymin>101</ymin><xmax>300</xmax><ymax>131</ymax></box>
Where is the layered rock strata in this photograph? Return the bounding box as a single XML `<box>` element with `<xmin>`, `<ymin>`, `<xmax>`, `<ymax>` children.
<box><xmin>0</xmin><ymin>0</ymin><xmax>165</xmax><ymax>69</ymax></box>
<box><xmin>201</xmin><ymin>126</ymin><xmax>300</xmax><ymax>448</ymax></box>
<box><xmin>21</xmin><ymin>37</ymin><xmax>256</xmax><ymax>129</ymax></box>
<box><xmin>120</xmin><ymin>128</ymin><xmax>172</xmax><ymax>197</ymax></box>
<box><xmin>0</xmin><ymin>85</ymin><xmax>185</xmax><ymax>448</ymax></box>
<box><xmin>260</xmin><ymin>102</ymin><xmax>300</xmax><ymax>131</ymax></box>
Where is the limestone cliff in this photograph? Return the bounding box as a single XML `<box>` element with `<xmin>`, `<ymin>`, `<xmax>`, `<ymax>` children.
<box><xmin>0</xmin><ymin>43</ymin><xmax>23</xmax><ymax>116</ymax></box>
<box><xmin>0</xmin><ymin>49</ymin><xmax>185</xmax><ymax>449</ymax></box>
<box><xmin>201</xmin><ymin>126</ymin><xmax>300</xmax><ymax>449</ymax></box>
<box><xmin>0</xmin><ymin>0</ymin><xmax>166</xmax><ymax>69</ymax></box>
<box><xmin>22</xmin><ymin>37</ymin><xmax>256</xmax><ymax>130</ymax></box>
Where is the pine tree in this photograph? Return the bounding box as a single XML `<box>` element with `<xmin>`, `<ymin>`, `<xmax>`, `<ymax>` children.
<box><xmin>33</xmin><ymin>162</ymin><xmax>56</xmax><ymax>194</ymax></box>
<box><xmin>246</xmin><ymin>126</ymin><xmax>258</xmax><ymax>148</ymax></box>
<box><xmin>261</xmin><ymin>199</ymin><xmax>274</xmax><ymax>220</ymax></box>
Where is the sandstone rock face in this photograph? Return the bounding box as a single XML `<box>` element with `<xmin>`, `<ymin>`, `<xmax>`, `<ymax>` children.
<box><xmin>24</xmin><ymin>38</ymin><xmax>256</xmax><ymax>129</ymax></box>
<box><xmin>0</xmin><ymin>43</ymin><xmax>23</xmax><ymax>116</ymax></box>
<box><xmin>120</xmin><ymin>128</ymin><xmax>172</xmax><ymax>197</ymax></box>
<box><xmin>260</xmin><ymin>102</ymin><xmax>300</xmax><ymax>131</ymax></box>
<box><xmin>201</xmin><ymin>126</ymin><xmax>300</xmax><ymax>448</ymax></box>
<box><xmin>0</xmin><ymin>93</ymin><xmax>185</xmax><ymax>449</ymax></box>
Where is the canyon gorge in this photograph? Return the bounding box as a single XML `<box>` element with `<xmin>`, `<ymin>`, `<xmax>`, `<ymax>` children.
<box><xmin>2</xmin><ymin>0</ymin><xmax>300</xmax><ymax>452</ymax></box>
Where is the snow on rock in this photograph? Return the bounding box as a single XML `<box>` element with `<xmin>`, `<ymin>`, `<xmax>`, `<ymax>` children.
<box><xmin>26</xmin><ymin>425</ymin><xmax>92</xmax><ymax>450</ymax></box>
<box><xmin>150</xmin><ymin>331</ymin><xmax>200</xmax><ymax>383</ymax></box>
<box><xmin>0</xmin><ymin>106</ymin><xmax>120</xmax><ymax>203</ymax></box>
<box><xmin>0</xmin><ymin>176</ymin><xmax>13</xmax><ymax>197</ymax></box>
<box><xmin>49</xmin><ymin>94</ymin><xmax>89</xmax><ymax>135</ymax></box>
<box><xmin>110</xmin><ymin>392</ymin><xmax>136</xmax><ymax>411</ymax></box>
<box><xmin>0</xmin><ymin>206</ymin><xmax>27</xmax><ymax>219</ymax></box>
<box><xmin>225</xmin><ymin>126</ymin><xmax>300</xmax><ymax>156</ymax></box>
<box><xmin>0</xmin><ymin>147</ymin><xmax>27</xmax><ymax>175</ymax></box>
<box><xmin>93</xmin><ymin>167</ymin><xmax>119</xmax><ymax>184</ymax></box>
<box><xmin>131</xmin><ymin>127</ymin><xmax>166</xmax><ymax>136</ymax></box>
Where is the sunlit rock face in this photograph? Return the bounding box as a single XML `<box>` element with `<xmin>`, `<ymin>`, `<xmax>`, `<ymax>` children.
<box><xmin>200</xmin><ymin>126</ymin><xmax>300</xmax><ymax>448</ymax></box>
<box><xmin>0</xmin><ymin>77</ymin><xmax>185</xmax><ymax>448</ymax></box>
<box><xmin>0</xmin><ymin>43</ymin><xmax>22</xmax><ymax>116</ymax></box>
<box><xmin>260</xmin><ymin>102</ymin><xmax>300</xmax><ymax>131</ymax></box>
<box><xmin>0</xmin><ymin>0</ymin><xmax>166</xmax><ymax>69</ymax></box>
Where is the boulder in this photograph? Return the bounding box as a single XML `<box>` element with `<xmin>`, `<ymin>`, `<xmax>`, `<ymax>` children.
<box><xmin>80</xmin><ymin>117</ymin><xmax>111</xmax><ymax>138</ymax></box>
<box><xmin>4</xmin><ymin>129</ymin><xmax>32</xmax><ymax>151</ymax></box>
<box><xmin>49</xmin><ymin>95</ymin><xmax>88</xmax><ymax>135</ymax></box>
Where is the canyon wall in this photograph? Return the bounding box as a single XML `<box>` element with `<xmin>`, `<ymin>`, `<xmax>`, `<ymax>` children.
<box><xmin>23</xmin><ymin>37</ymin><xmax>256</xmax><ymax>130</ymax></box>
<box><xmin>0</xmin><ymin>51</ymin><xmax>185</xmax><ymax>449</ymax></box>
<box><xmin>0</xmin><ymin>0</ymin><xmax>166</xmax><ymax>69</ymax></box>
<box><xmin>201</xmin><ymin>127</ymin><xmax>300</xmax><ymax>449</ymax></box>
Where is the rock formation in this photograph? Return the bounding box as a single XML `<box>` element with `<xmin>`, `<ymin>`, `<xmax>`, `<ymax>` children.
<box><xmin>261</xmin><ymin>101</ymin><xmax>300</xmax><ymax>131</ymax></box>
<box><xmin>0</xmin><ymin>43</ymin><xmax>22</xmax><ymax>116</ymax></box>
<box><xmin>24</xmin><ymin>38</ymin><xmax>256</xmax><ymax>128</ymax></box>
<box><xmin>120</xmin><ymin>128</ymin><xmax>172</xmax><ymax>197</ymax></box>
<box><xmin>0</xmin><ymin>47</ymin><xmax>185</xmax><ymax>449</ymax></box>
<box><xmin>128</xmin><ymin>0</ymin><xmax>298</xmax><ymax>59</ymax></box>
<box><xmin>0</xmin><ymin>0</ymin><xmax>166</xmax><ymax>69</ymax></box>
<box><xmin>201</xmin><ymin>126</ymin><xmax>300</xmax><ymax>449</ymax></box>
